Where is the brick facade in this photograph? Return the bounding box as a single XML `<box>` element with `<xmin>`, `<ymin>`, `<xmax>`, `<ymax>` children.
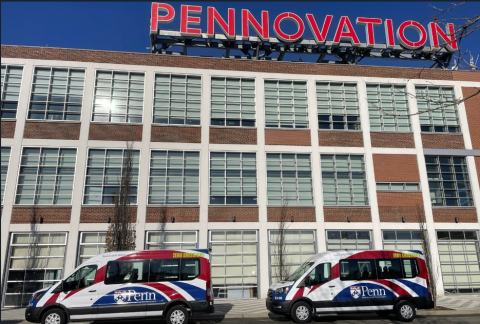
<box><xmin>10</xmin><ymin>207</ymin><xmax>72</xmax><ymax>224</ymax></box>
<box><xmin>370</xmin><ymin>132</ymin><xmax>415</xmax><ymax>148</ymax></box>
<box><xmin>1</xmin><ymin>121</ymin><xmax>15</xmax><ymax>138</ymax></box>
<box><xmin>421</xmin><ymin>133</ymin><xmax>465</xmax><ymax>149</ymax></box>
<box><xmin>208</xmin><ymin>206</ymin><xmax>259</xmax><ymax>222</ymax></box>
<box><xmin>265</xmin><ymin>129</ymin><xmax>311</xmax><ymax>146</ymax></box>
<box><xmin>210</xmin><ymin>128</ymin><xmax>257</xmax><ymax>145</ymax></box>
<box><xmin>318</xmin><ymin>131</ymin><xmax>363</xmax><ymax>147</ymax></box>
<box><xmin>151</xmin><ymin>126</ymin><xmax>201</xmax><ymax>143</ymax></box>
<box><xmin>377</xmin><ymin>192</ymin><xmax>424</xmax><ymax>223</ymax></box>
<box><xmin>80</xmin><ymin>206</ymin><xmax>137</xmax><ymax>223</ymax></box>
<box><xmin>432</xmin><ymin>208</ymin><xmax>478</xmax><ymax>223</ymax></box>
<box><xmin>323</xmin><ymin>207</ymin><xmax>371</xmax><ymax>222</ymax></box>
<box><xmin>146</xmin><ymin>206</ymin><xmax>200</xmax><ymax>223</ymax></box>
<box><xmin>23</xmin><ymin>121</ymin><xmax>80</xmax><ymax>140</ymax></box>
<box><xmin>267</xmin><ymin>207</ymin><xmax>316</xmax><ymax>222</ymax></box>
<box><xmin>463</xmin><ymin>87</ymin><xmax>480</xmax><ymax>150</ymax></box>
<box><xmin>373</xmin><ymin>154</ymin><xmax>420</xmax><ymax>182</ymax></box>
<box><xmin>89</xmin><ymin>123</ymin><xmax>142</xmax><ymax>141</ymax></box>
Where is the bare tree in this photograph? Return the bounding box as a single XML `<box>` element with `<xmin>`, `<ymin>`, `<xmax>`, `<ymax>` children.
<box><xmin>155</xmin><ymin>204</ymin><xmax>168</xmax><ymax>250</ymax></box>
<box><xmin>105</xmin><ymin>141</ymin><xmax>136</xmax><ymax>252</ymax></box>
<box><xmin>272</xmin><ymin>197</ymin><xmax>291</xmax><ymax>283</ymax></box>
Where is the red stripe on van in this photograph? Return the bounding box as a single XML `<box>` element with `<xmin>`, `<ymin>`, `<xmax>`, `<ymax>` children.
<box><xmin>43</xmin><ymin>293</ymin><xmax>59</xmax><ymax>306</ymax></box>
<box><xmin>142</xmin><ymin>282</ymin><xmax>186</xmax><ymax>300</ymax></box>
<box><xmin>367</xmin><ymin>279</ymin><xmax>411</xmax><ymax>296</ymax></box>
<box><xmin>293</xmin><ymin>288</ymin><xmax>304</xmax><ymax>299</ymax></box>
<box><xmin>94</xmin><ymin>265</ymin><xmax>106</xmax><ymax>284</ymax></box>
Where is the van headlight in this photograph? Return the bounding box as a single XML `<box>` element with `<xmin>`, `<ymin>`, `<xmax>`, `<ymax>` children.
<box><xmin>30</xmin><ymin>291</ymin><xmax>44</xmax><ymax>302</ymax></box>
<box><xmin>275</xmin><ymin>286</ymin><xmax>290</xmax><ymax>295</ymax></box>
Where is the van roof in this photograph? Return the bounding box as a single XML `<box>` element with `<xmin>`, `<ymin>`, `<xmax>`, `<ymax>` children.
<box><xmin>306</xmin><ymin>250</ymin><xmax>424</xmax><ymax>263</ymax></box>
<box><xmin>82</xmin><ymin>249</ymin><xmax>210</xmax><ymax>264</ymax></box>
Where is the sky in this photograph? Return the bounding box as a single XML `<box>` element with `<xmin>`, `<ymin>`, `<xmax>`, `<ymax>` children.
<box><xmin>2</xmin><ymin>1</ymin><xmax>480</xmax><ymax>69</ymax></box>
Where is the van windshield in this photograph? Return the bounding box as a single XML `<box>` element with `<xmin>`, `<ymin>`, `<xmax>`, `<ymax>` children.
<box><xmin>286</xmin><ymin>262</ymin><xmax>314</xmax><ymax>281</ymax></box>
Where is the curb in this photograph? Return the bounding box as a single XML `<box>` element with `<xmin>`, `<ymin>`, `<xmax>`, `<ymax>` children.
<box><xmin>417</xmin><ymin>309</ymin><xmax>480</xmax><ymax>316</ymax></box>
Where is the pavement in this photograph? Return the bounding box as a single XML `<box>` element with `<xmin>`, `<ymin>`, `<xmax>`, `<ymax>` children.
<box><xmin>2</xmin><ymin>295</ymin><xmax>480</xmax><ymax>323</ymax></box>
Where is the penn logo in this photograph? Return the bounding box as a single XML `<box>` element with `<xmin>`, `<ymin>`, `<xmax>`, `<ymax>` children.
<box><xmin>113</xmin><ymin>290</ymin><xmax>156</xmax><ymax>304</ymax></box>
<box><xmin>350</xmin><ymin>286</ymin><xmax>361</xmax><ymax>299</ymax></box>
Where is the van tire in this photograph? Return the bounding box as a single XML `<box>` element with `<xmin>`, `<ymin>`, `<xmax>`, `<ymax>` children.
<box><xmin>291</xmin><ymin>301</ymin><xmax>312</xmax><ymax>323</ymax></box>
<box><xmin>166</xmin><ymin>305</ymin><xmax>189</xmax><ymax>324</ymax></box>
<box><xmin>395</xmin><ymin>300</ymin><xmax>416</xmax><ymax>322</ymax></box>
<box><xmin>41</xmin><ymin>308</ymin><xmax>66</xmax><ymax>324</ymax></box>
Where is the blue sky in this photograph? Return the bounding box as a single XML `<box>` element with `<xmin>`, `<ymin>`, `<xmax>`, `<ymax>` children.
<box><xmin>2</xmin><ymin>1</ymin><xmax>479</xmax><ymax>68</ymax></box>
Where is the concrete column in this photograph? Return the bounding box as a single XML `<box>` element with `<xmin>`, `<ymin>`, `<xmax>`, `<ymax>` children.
<box><xmin>199</xmin><ymin>73</ymin><xmax>211</xmax><ymax>249</ymax></box>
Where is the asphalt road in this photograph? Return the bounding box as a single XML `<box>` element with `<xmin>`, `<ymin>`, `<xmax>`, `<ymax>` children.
<box><xmin>3</xmin><ymin>314</ymin><xmax>480</xmax><ymax>324</ymax></box>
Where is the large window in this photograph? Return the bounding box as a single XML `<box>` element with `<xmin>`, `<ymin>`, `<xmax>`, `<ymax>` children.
<box><xmin>266</xmin><ymin>153</ymin><xmax>313</xmax><ymax>206</ymax></box>
<box><xmin>1</xmin><ymin>147</ymin><xmax>11</xmax><ymax>204</ymax></box>
<box><xmin>1</xmin><ymin>65</ymin><xmax>23</xmax><ymax>119</ymax></box>
<box><xmin>28</xmin><ymin>67</ymin><xmax>85</xmax><ymax>121</ymax></box>
<box><xmin>4</xmin><ymin>232</ymin><xmax>67</xmax><ymax>307</ymax></box>
<box><xmin>367</xmin><ymin>84</ymin><xmax>411</xmax><ymax>131</ymax></box>
<box><xmin>265</xmin><ymin>80</ymin><xmax>308</xmax><ymax>128</ymax></box>
<box><xmin>437</xmin><ymin>230</ymin><xmax>480</xmax><ymax>293</ymax></box>
<box><xmin>146</xmin><ymin>231</ymin><xmax>198</xmax><ymax>250</ymax></box>
<box><xmin>326</xmin><ymin>230</ymin><xmax>372</xmax><ymax>251</ymax></box>
<box><xmin>153</xmin><ymin>74</ymin><xmax>201</xmax><ymax>125</ymax></box>
<box><xmin>269</xmin><ymin>230</ymin><xmax>316</xmax><ymax>284</ymax></box>
<box><xmin>317</xmin><ymin>82</ymin><xmax>360</xmax><ymax>130</ymax></box>
<box><xmin>416</xmin><ymin>86</ymin><xmax>460</xmax><ymax>133</ymax></box>
<box><xmin>210</xmin><ymin>230</ymin><xmax>258</xmax><ymax>298</ymax></box>
<box><xmin>149</xmin><ymin>151</ymin><xmax>200</xmax><ymax>205</ymax></box>
<box><xmin>84</xmin><ymin>149</ymin><xmax>140</xmax><ymax>204</ymax></box>
<box><xmin>64</xmin><ymin>265</ymin><xmax>97</xmax><ymax>291</ymax></box>
<box><xmin>426</xmin><ymin>156</ymin><xmax>473</xmax><ymax>207</ymax></box>
<box><xmin>210</xmin><ymin>152</ymin><xmax>257</xmax><ymax>205</ymax></box>
<box><xmin>93</xmin><ymin>70</ymin><xmax>144</xmax><ymax>123</ymax></box>
<box><xmin>211</xmin><ymin>77</ymin><xmax>255</xmax><ymax>127</ymax></box>
<box><xmin>105</xmin><ymin>260</ymin><xmax>149</xmax><ymax>285</ymax></box>
<box><xmin>321</xmin><ymin>154</ymin><xmax>368</xmax><ymax>206</ymax></box>
<box><xmin>77</xmin><ymin>232</ymin><xmax>106</xmax><ymax>265</ymax></box>
<box><xmin>340</xmin><ymin>259</ymin><xmax>376</xmax><ymax>280</ymax></box>
<box><xmin>15</xmin><ymin>148</ymin><xmax>77</xmax><ymax>205</ymax></box>
<box><xmin>382</xmin><ymin>230</ymin><xmax>423</xmax><ymax>251</ymax></box>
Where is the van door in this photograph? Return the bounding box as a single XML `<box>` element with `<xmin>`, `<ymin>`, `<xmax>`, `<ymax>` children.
<box><xmin>58</xmin><ymin>263</ymin><xmax>99</xmax><ymax>321</ymax></box>
<box><xmin>303</xmin><ymin>262</ymin><xmax>332</xmax><ymax>311</ymax></box>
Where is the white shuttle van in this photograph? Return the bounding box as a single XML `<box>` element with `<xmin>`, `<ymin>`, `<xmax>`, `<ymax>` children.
<box><xmin>266</xmin><ymin>250</ymin><xmax>434</xmax><ymax>323</ymax></box>
<box><xmin>25</xmin><ymin>249</ymin><xmax>214</xmax><ymax>324</ymax></box>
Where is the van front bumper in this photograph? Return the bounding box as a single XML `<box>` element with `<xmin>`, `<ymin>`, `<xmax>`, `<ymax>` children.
<box><xmin>25</xmin><ymin>307</ymin><xmax>41</xmax><ymax>323</ymax></box>
<box><xmin>266</xmin><ymin>300</ymin><xmax>291</xmax><ymax>315</ymax></box>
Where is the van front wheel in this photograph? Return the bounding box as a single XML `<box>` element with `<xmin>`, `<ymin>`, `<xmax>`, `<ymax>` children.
<box><xmin>291</xmin><ymin>301</ymin><xmax>312</xmax><ymax>323</ymax></box>
<box><xmin>166</xmin><ymin>305</ymin><xmax>189</xmax><ymax>324</ymax></box>
<box><xmin>41</xmin><ymin>308</ymin><xmax>66</xmax><ymax>324</ymax></box>
<box><xmin>395</xmin><ymin>300</ymin><xmax>416</xmax><ymax>322</ymax></box>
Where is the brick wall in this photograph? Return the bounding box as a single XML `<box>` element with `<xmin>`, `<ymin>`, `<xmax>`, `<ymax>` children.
<box><xmin>1</xmin><ymin>121</ymin><xmax>15</xmax><ymax>138</ymax></box>
<box><xmin>210</xmin><ymin>128</ymin><xmax>257</xmax><ymax>145</ymax></box>
<box><xmin>80</xmin><ymin>206</ymin><xmax>137</xmax><ymax>223</ymax></box>
<box><xmin>151</xmin><ymin>126</ymin><xmax>201</xmax><ymax>143</ymax></box>
<box><xmin>146</xmin><ymin>206</ymin><xmax>199</xmax><ymax>223</ymax></box>
<box><xmin>89</xmin><ymin>124</ymin><xmax>142</xmax><ymax>141</ymax></box>
<box><xmin>10</xmin><ymin>207</ymin><xmax>71</xmax><ymax>224</ymax></box>
<box><xmin>208</xmin><ymin>206</ymin><xmax>258</xmax><ymax>222</ymax></box>
<box><xmin>318</xmin><ymin>131</ymin><xmax>363</xmax><ymax>147</ymax></box>
<box><xmin>3</xmin><ymin>45</ymin><xmax>478</xmax><ymax>81</ymax></box>
<box><xmin>323</xmin><ymin>207</ymin><xmax>371</xmax><ymax>222</ymax></box>
<box><xmin>373</xmin><ymin>154</ymin><xmax>420</xmax><ymax>182</ymax></box>
<box><xmin>432</xmin><ymin>208</ymin><xmax>477</xmax><ymax>223</ymax></box>
<box><xmin>267</xmin><ymin>207</ymin><xmax>316</xmax><ymax>222</ymax></box>
<box><xmin>463</xmin><ymin>87</ymin><xmax>480</xmax><ymax>150</ymax></box>
<box><xmin>265</xmin><ymin>129</ymin><xmax>311</xmax><ymax>146</ymax></box>
<box><xmin>421</xmin><ymin>134</ymin><xmax>465</xmax><ymax>149</ymax></box>
<box><xmin>370</xmin><ymin>132</ymin><xmax>415</xmax><ymax>148</ymax></box>
<box><xmin>377</xmin><ymin>192</ymin><xmax>424</xmax><ymax>223</ymax></box>
<box><xmin>23</xmin><ymin>122</ymin><xmax>80</xmax><ymax>140</ymax></box>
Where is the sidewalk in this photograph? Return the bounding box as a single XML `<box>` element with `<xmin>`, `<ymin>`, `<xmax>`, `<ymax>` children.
<box><xmin>2</xmin><ymin>295</ymin><xmax>480</xmax><ymax>321</ymax></box>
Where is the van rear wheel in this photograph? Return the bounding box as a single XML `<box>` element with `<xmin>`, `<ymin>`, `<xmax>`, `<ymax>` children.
<box><xmin>41</xmin><ymin>308</ymin><xmax>66</xmax><ymax>324</ymax></box>
<box><xmin>395</xmin><ymin>300</ymin><xmax>416</xmax><ymax>322</ymax></box>
<box><xmin>291</xmin><ymin>301</ymin><xmax>312</xmax><ymax>323</ymax></box>
<box><xmin>166</xmin><ymin>305</ymin><xmax>189</xmax><ymax>324</ymax></box>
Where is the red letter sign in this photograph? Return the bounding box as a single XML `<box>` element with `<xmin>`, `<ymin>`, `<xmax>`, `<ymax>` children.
<box><xmin>306</xmin><ymin>14</ymin><xmax>333</xmax><ymax>45</ymax></box>
<box><xmin>428</xmin><ymin>22</ymin><xmax>457</xmax><ymax>52</ymax></box>
<box><xmin>180</xmin><ymin>5</ymin><xmax>202</xmax><ymax>37</ymax></box>
<box><xmin>150</xmin><ymin>3</ymin><xmax>175</xmax><ymax>32</ymax></box>
<box><xmin>242</xmin><ymin>9</ymin><xmax>269</xmax><ymax>41</ymax></box>
<box><xmin>207</xmin><ymin>7</ymin><xmax>235</xmax><ymax>39</ymax></box>
<box><xmin>397</xmin><ymin>20</ymin><xmax>427</xmax><ymax>49</ymax></box>
<box><xmin>356</xmin><ymin>17</ymin><xmax>382</xmax><ymax>47</ymax></box>
<box><xmin>384</xmin><ymin>19</ymin><xmax>396</xmax><ymax>48</ymax></box>
<box><xmin>274</xmin><ymin>12</ymin><xmax>305</xmax><ymax>42</ymax></box>
<box><xmin>333</xmin><ymin>16</ymin><xmax>360</xmax><ymax>45</ymax></box>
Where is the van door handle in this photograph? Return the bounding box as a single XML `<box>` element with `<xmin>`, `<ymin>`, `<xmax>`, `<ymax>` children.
<box><xmin>89</xmin><ymin>290</ymin><xmax>97</xmax><ymax>292</ymax></box>
<box><xmin>329</xmin><ymin>285</ymin><xmax>335</xmax><ymax>288</ymax></box>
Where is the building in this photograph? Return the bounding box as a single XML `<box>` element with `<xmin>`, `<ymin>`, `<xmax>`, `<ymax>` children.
<box><xmin>1</xmin><ymin>44</ymin><xmax>479</xmax><ymax>307</ymax></box>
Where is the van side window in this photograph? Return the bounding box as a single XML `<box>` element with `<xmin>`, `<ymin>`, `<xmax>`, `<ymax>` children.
<box><xmin>181</xmin><ymin>258</ymin><xmax>200</xmax><ymax>280</ymax></box>
<box><xmin>307</xmin><ymin>263</ymin><xmax>331</xmax><ymax>285</ymax></box>
<box><xmin>402</xmin><ymin>259</ymin><xmax>419</xmax><ymax>278</ymax></box>
<box><xmin>150</xmin><ymin>259</ymin><xmax>180</xmax><ymax>282</ymax></box>
<box><xmin>376</xmin><ymin>259</ymin><xmax>402</xmax><ymax>279</ymax></box>
<box><xmin>64</xmin><ymin>265</ymin><xmax>97</xmax><ymax>291</ymax></box>
<box><xmin>105</xmin><ymin>260</ymin><xmax>149</xmax><ymax>285</ymax></box>
<box><xmin>340</xmin><ymin>259</ymin><xmax>376</xmax><ymax>280</ymax></box>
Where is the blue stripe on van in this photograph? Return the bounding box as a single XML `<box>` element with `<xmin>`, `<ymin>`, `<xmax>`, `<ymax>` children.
<box><xmin>333</xmin><ymin>283</ymin><xmax>397</xmax><ymax>301</ymax></box>
<box><xmin>93</xmin><ymin>286</ymin><xmax>168</xmax><ymax>306</ymax></box>
<box><xmin>396</xmin><ymin>279</ymin><xmax>428</xmax><ymax>297</ymax></box>
<box><xmin>171</xmin><ymin>281</ymin><xmax>206</xmax><ymax>300</ymax></box>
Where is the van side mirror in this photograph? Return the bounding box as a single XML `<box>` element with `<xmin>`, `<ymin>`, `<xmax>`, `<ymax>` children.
<box><xmin>304</xmin><ymin>275</ymin><xmax>312</xmax><ymax>287</ymax></box>
<box><xmin>52</xmin><ymin>281</ymin><xmax>64</xmax><ymax>294</ymax></box>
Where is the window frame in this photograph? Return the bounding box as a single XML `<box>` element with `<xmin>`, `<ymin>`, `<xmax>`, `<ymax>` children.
<box><xmin>145</xmin><ymin>231</ymin><xmax>198</xmax><ymax>250</ymax></box>
<box><xmin>77</xmin><ymin>232</ymin><xmax>107</xmax><ymax>266</ymax></box>
<box><xmin>1</xmin><ymin>146</ymin><xmax>11</xmax><ymax>205</ymax></box>
<box><xmin>376</xmin><ymin>182</ymin><xmax>421</xmax><ymax>192</ymax></box>
<box><xmin>1</xmin><ymin>64</ymin><xmax>24</xmax><ymax>120</ymax></box>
